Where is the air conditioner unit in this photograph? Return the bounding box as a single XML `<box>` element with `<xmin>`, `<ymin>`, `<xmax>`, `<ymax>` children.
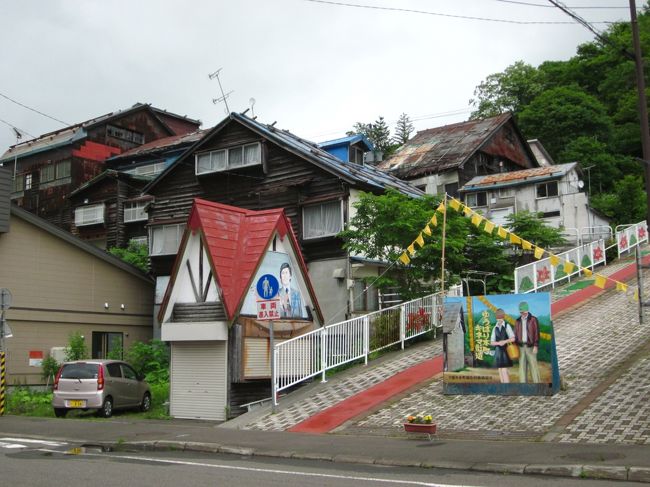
<box><xmin>50</xmin><ymin>347</ymin><xmax>66</xmax><ymax>363</ymax></box>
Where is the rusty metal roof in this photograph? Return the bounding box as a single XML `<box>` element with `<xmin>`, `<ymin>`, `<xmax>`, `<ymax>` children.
<box><xmin>378</xmin><ymin>113</ymin><xmax>513</xmax><ymax>178</ymax></box>
<box><xmin>461</xmin><ymin>162</ymin><xmax>577</xmax><ymax>191</ymax></box>
<box><xmin>108</xmin><ymin>129</ymin><xmax>207</xmax><ymax>160</ymax></box>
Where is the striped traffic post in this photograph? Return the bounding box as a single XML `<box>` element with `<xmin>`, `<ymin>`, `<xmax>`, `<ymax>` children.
<box><xmin>0</xmin><ymin>351</ymin><xmax>5</xmax><ymax>415</ymax></box>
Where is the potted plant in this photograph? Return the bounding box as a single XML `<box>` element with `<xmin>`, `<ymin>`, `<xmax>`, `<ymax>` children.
<box><xmin>403</xmin><ymin>414</ymin><xmax>437</xmax><ymax>439</ymax></box>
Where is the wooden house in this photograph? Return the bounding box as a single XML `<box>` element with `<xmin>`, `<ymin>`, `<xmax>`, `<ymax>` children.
<box><xmin>66</xmin><ymin>130</ymin><xmax>206</xmax><ymax>250</ymax></box>
<box><xmin>378</xmin><ymin>113</ymin><xmax>539</xmax><ymax>198</ymax></box>
<box><xmin>158</xmin><ymin>199</ymin><xmax>322</xmax><ymax>420</ymax></box>
<box><xmin>144</xmin><ymin>112</ymin><xmax>422</xmax><ymax>328</ymax></box>
<box><xmin>0</xmin><ymin>103</ymin><xmax>200</xmax><ymax>230</ymax></box>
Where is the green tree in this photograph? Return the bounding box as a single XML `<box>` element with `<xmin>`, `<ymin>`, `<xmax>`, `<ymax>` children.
<box><xmin>339</xmin><ymin>190</ymin><xmax>513</xmax><ymax>297</ymax></box>
<box><xmin>590</xmin><ymin>175</ymin><xmax>647</xmax><ymax>227</ymax></box>
<box><xmin>65</xmin><ymin>332</ymin><xmax>89</xmax><ymax>361</ymax></box>
<box><xmin>348</xmin><ymin>116</ymin><xmax>396</xmax><ymax>156</ymax></box>
<box><xmin>124</xmin><ymin>340</ymin><xmax>170</xmax><ymax>384</ymax></box>
<box><xmin>469</xmin><ymin>61</ymin><xmax>543</xmax><ymax>119</ymax></box>
<box><xmin>505</xmin><ymin>211</ymin><xmax>566</xmax><ymax>264</ymax></box>
<box><xmin>518</xmin><ymin>85</ymin><xmax>612</xmax><ymax>159</ymax></box>
<box><xmin>109</xmin><ymin>241</ymin><xmax>149</xmax><ymax>273</ymax></box>
<box><xmin>557</xmin><ymin>137</ymin><xmax>624</xmax><ymax>193</ymax></box>
<box><xmin>393</xmin><ymin>113</ymin><xmax>414</xmax><ymax>145</ymax></box>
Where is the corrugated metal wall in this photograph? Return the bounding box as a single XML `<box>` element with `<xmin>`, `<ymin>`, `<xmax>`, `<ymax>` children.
<box><xmin>170</xmin><ymin>341</ymin><xmax>227</xmax><ymax>421</ymax></box>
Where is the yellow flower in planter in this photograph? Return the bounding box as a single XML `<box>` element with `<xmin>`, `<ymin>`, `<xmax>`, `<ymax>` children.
<box><xmin>423</xmin><ymin>415</ymin><xmax>433</xmax><ymax>424</ymax></box>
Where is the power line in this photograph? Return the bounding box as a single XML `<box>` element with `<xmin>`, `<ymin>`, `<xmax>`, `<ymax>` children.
<box><xmin>300</xmin><ymin>0</ymin><xmax>615</xmax><ymax>24</ymax></box>
<box><xmin>0</xmin><ymin>92</ymin><xmax>69</xmax><ymax>126</ymax></box>
<box><xmin>492</xmin><ymin>0</ymin><xmax>628</xmax><ymax>8</ymax></box>
<box><xmin>0</xmin><ymin>118</ymin><xmax>36</xmax><ymax>139</ymax></box>
<box><xmin>547</xmin><ymin>0</ymin><xmax>634</xmax><ymax>59</ymax></box>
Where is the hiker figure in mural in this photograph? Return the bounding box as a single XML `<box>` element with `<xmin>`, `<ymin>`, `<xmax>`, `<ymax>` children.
<box><xmin>490</xmin><ymin>308</ymin><xmax>515</xmax><ymax>383</ymax></box>
<box><xmin>279</xmin><ymin>262</ymin><xmax>302</xmax><ymax>318</ymax></box>
<box><xmin>515</xmin><ymin>301</ymin><xmax>541</xmax><ymax>383</ymax></box>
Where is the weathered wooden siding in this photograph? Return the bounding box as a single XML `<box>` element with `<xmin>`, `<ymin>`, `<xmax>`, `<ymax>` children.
<box><xmin>149</xmin><ymin>121</ymin><xmax>349</xmax><ymax>276</ymax></box>
<box><xmin>0</xmin><ymin>167</ymin><xmax>10</xmax><ymax>232</ymax></box>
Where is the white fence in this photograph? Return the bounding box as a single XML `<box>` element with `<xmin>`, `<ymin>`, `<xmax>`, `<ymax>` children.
<box><xmin>616</xmin><ymin>221</ymin><xmax>648</xmax><ymax>258</ymax></box>
<box><xmin>272</xmin><ymin>292</ymin><xmax>445</xmax><ymax>406</ymax></box>
<box><xmin>514</xmin><ymin>239</ymin><xmax>607</xmax><ymax>294</ymax></box>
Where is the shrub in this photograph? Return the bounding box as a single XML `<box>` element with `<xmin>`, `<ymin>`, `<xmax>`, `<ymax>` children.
<box><xmin>125</xmin><ymin>340</ymin><xmax>170</xmax><ymax>385</ymax></box>
<box><xmin>41</xmin><ymin>355</ymin><xmax>60</xmax><ymax>387</ymax></box>
<box><xmin>65</xmin><ymin>332</ymin><xmax>88</xmax><ymax>361</ymax></box>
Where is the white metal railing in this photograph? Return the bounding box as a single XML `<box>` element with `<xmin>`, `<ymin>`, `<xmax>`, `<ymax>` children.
<box><xmin>514</xmin><ymin>239</ymin><xmax>607</xmax><ymax>293</ymax></box>
<box><xmin>272</xmin><ymin>292</ymin><xmax>445</xmax><ymax>406</ymax></box>
<box><xmin>616</xmin><ymin>221</ymin><xmax>648</xmax><ymax>258</ymax></box>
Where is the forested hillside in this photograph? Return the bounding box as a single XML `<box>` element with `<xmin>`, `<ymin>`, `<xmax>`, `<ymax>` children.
<box><xmin>470</xmin><ymin>4</ymin><xmax>650</xmax><ymax>225</ymax></box>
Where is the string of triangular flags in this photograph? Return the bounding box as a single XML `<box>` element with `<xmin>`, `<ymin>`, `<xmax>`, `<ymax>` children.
<box><xmin>397</xmin><ymin>196</ymin><xmax>639</xmax><ymax>301</ymax></box>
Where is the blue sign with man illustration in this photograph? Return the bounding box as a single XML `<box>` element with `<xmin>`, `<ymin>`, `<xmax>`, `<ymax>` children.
<box><xmin>257</xmin><ymin>274</ymin><xmax>279</xmax><ymax>300</ymax></box>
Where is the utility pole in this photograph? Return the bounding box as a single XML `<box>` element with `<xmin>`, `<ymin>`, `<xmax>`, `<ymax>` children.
<box><xmin>629</xmin><ymin>0</ymin><xmax>650</xmax><ymax>225</ymax></box>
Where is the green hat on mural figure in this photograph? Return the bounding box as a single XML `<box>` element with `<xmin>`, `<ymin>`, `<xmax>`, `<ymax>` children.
<box><xmin>519</xmin><ymin>301</ymin><xmax>529</xmax><ymax>312</ymax></box>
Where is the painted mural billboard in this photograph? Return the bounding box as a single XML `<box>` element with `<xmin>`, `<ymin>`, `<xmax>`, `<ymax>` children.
<box><xmin>241</xmin><ymin>251</ymin><xmax>308</xmax><ymax>319</ymax></box>
<box><xmin>443</xmin><ymin>292</ymin><xmax>560</xmax><ymax>395</ymax></box>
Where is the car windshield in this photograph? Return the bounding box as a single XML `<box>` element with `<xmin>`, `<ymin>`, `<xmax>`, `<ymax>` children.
<box><xmin>60</xmin><ymin>363</ymin><xmax>99</xmax><ymax>380</ymax></box>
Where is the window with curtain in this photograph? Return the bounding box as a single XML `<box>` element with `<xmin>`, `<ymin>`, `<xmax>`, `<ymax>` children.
<box><xmin>75</xmin><ymin>203</ymin><xmax>105</xmax><ymax>226</ymax></box>
<box><xmin>150</xmin><ymin>223</ymin><xmax>186</xmax><ymax>255</ymax></box>
<box><xmin>195</xmin><ymin>142</ymin><xmax>261</xmax><ymax>175</ymax></box>
<box><xmin>40</xmin><ymin>165</ymin><xmax>55</xmax><ymax>183</ymax></box>
<box><xmin>124</xmin><ymin>201</ymin><xmax>148</xmax><ymax>222</ymax></box>
<box><xmin>303</xmin><ymin>200</ymin><xmax>343</xmax><ymax>239</ymax></box>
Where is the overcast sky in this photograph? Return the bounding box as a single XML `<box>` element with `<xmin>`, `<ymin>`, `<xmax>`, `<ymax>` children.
<box><xmin>0</xmin><ymin>0</ymin><xmax>633</xmax><ymax>153</ymax></box>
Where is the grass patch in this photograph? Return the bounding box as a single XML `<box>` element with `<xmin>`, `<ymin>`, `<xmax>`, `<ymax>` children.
<box><xmin>6</xmin><ymin>382</ymin><xmax>170</xmax><ymax>420</ymax></box>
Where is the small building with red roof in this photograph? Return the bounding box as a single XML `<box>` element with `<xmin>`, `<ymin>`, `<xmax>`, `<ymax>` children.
<box><xmin>158</xmin><ymin>198</ymin><xmax>322</xmax><ymax>421</ymax></box>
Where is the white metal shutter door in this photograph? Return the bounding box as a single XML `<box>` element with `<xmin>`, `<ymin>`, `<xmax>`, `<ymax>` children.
<box><xmin>170</xmin><ymin>341</ymin><xmax>227</xmax><ymax>421</ymax></box>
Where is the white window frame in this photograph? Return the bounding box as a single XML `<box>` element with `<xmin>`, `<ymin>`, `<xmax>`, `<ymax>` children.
<box><xmin>195</xmin><ymin>142</ymin><xmax>262</xmax><ymax>175</ymax></box>
<box><xmin>124</xmin><ymin>162</ymin><xmax>166</xmax><ymax>177</ymax></box>
<box><xmin>302</xmin><ymin>200</ymin><xmax>344</xmax><ymax>240</ymax></box>
<box><xmin>75</xmin><ymin>203</ymin><xmax>105</xmax><ymax>226</ymax></box>
<box><xmin>498</xmin><ymin>187</ymin><xmax>514</xmax><ymax>198</ymax></box>
<box><xmin>56</xmin><ymin>159</ymin><xmax>71</xmax><ymax>179</ymax></box>
<box><xmin>465</xmin><ymin>191</ymin><xmax>487</xmax><ymax>208</ymax></box>
<box><xmin>24</xmin><ymin>173</ymin><xmax>32</xmax><ymax>190</ymax></box>
<box><xmin>40</xmin><ymin>164</ymin><xmax>55</xmax><ymax>183</ymax></box>
<box><xmin>130</xmin><ymin>236</ymin><xmax>148</xmax><ymax>247</ymax></box>
<box><xmin>124</xmin><ymin>201</ymin><xmax>148</xmax><ymax>223</ymax></box>
<box><xmin>149</xmin><ymin>223</ymin><xmax>186</xmax><ymax>256</ymax></box>
<box><xmin>536</xmin><ymin>181</ymin><xmax>559</xmax><ymax>199</ymax></box>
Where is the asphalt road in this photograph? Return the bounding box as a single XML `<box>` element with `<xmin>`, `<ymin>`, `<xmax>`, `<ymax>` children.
<box><xmin>0</xmin><ymin>437</ymin><xmax>643</xmax><ymax>487</ymax></box>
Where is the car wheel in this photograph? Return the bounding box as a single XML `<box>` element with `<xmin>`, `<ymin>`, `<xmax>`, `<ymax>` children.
<box><xmin>98</xmin><ymin>397</ymin><xmax>113</xmax><ymax>418</ymax></box>
<box><xmin>54</xmin><ymin>408</ymin><xmax>68</xmax><ymax>418</ymax></box>
<box><xmin>140</xmin><ymin>392</ymin><xmax>151</xmax><ymax>412</ymax></box>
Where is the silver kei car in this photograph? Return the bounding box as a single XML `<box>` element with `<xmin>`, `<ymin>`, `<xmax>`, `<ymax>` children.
<box><xmin>52</xmin><ymin>360</ymin><xmax>151</xmax><ymax>418</ymax></box>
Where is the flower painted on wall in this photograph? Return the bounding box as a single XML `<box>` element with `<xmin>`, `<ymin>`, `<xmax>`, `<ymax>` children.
<box><xmin>537</xmin><ymin>266</ymin><xmax>551</xmax><ymax>284</ymax></box>
<box><xmin>593</xmin><ymin>246</ymin><xmax>604</xmax><ymax>262</ymax></box>
<box><xmin>619</xmin><ymin>236</ymin><xmax>628</xmax><ymax>250</ymax></box>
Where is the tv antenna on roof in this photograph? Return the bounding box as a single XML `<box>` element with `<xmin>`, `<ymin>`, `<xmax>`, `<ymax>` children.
<box><xmin>208</xmin><ymin>68</ymin><xmax>233</xmax><ymax>114</ymax></box>
<box><xmin>249</xmin><ymin>98</ymin><xmax>256</xmax><ymax>118</ymax></box>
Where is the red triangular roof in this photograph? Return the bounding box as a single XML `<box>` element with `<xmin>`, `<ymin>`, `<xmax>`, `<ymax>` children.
<box><xmin>178</xmin><ymin>198</ymin><xmax>319</xmax><ymax>322</ymax></box>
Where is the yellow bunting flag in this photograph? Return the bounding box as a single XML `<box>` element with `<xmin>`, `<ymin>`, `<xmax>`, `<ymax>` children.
<box><xmin>497</xmin><ymin>226</ymin><xmax>507</xmax><ymax>239</ymax></box>
<box><xmin>423</xmin><ymin>224</ymin><xmax>432</xmax><ymax>236</ymax></box>
<box><xmin>399</xmin><ymin>252</ymin><xmax>411</xmax><ymax>265</ymax></box>
<box><xmin>509</xmin><ymin>233</ymin><xmax>522</xmax><ymax>245</ymax></box>
<box><xmin>563</xmin><ymin>261</ymin><xmax>575</xmax><ymax>274</ymax></box>
<box><xmin>463</xmin><ymin>206</ymin><xmax>473</xmax><ymax>216</ymax></box>
<box><xmin>534</xmin><ymin>246</ymin><xmax>545</xmax><ymax>259</ymax></box>
<box><xmin>484</xmin><ymin>220</ymin><xmax>495</xmax><ymax>234</ymax></box>
<box><xmin>634</xmin><ymin>289</ymin><xmax>640</xmax><ymax>301</ymax></box>
<box><xmin>437</xmin><ymin>203</ymin><xmax>446</xmax><ymax>213</ymax></box>
<box><xmin>407</xmin><ymin>243</ymin><xmax>416</xmax><ymax>256</ymax></box>
<box><xmin>415</xmin><ymin>233</ymin><xmax>425</xmax><ymax>248</ymax></box>
<box><xmin>583</xmin><ymin>268</ymin><xmax>593</xmax><ymax>277</ymax></box>
<box><xmin>616</xmin><ymin>282</ymin><xmax>628</xmax><ymax>292</ymax></box>
<box><xmin>471</xmin><ymin>213</ymin><xmax>482</xmax><ymax>227</ymax></box>
<box><xmin>594</xmin><ymin>274</ymin><xmax>607</xmax><ymax>289</ymax></box>
<box><xmin>549</xmin><ymin>254</ymin><xmax>560</xmax><ymax>267</ymax></box>
<box><xmin>430</xmin><ymin>214</ymin><xmax>438</xmax><ymax>227</ymax></box>
<box><xmin>449</xmin><ymin>198</ymin><xmax>461</xmax><ymax>211</ymax></box>
<box><xmin>521</xmin><ymin>240</ymin><xmax>533</xmax><ymax>251</ymax></box>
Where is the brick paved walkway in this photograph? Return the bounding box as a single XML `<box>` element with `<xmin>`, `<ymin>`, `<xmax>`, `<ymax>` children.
<box><xmin>243</xmin><ymin>247</ymin><xmax>650</xmax><ymax>442</ymax></box>
<box><xmin>354</xmin><ymin>278</ymin><xmax>649</xmax><ymax>442</ymax></box>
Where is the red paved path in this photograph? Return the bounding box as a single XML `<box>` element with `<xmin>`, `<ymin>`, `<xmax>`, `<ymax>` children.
<box><xmin>289</xmin><ymin>254</ymin><xmax>649</xmax><ymax>434</ymax></box>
